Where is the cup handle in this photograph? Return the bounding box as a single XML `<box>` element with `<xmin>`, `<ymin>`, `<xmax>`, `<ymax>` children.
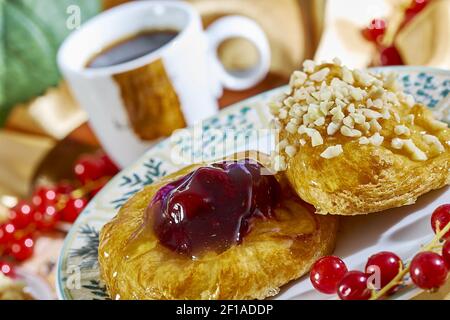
<box><xmin>205</xmin><ymin>15</ymin><xmax>271</xmax><ymax>92</ymax></box>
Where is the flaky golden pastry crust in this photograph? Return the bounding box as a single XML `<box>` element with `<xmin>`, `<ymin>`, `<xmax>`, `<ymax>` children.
<box><xmin>274</xmin><ymin>62</ymin><xmax>450</xmax><ymax>215</ymax></box>
<box><xmin>284</xmin><ymin>124</ymin><xmax>450</xmax><ymax>215</ymax></box>
<box><xmin>99</xmin><ymin>154</ymin><xmax>338</xmax><ymax>300</ymax></box>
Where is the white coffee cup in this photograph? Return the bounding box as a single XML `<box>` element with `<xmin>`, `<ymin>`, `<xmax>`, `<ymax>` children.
<box><xmin>58</xmin><ymin>1</ymin><xmax>271</xmax><ymax>167</ymax></box>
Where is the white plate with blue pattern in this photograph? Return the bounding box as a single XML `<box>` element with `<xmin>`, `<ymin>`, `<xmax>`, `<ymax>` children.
<box><xmin>57</xmin><ymin>67</ymin><xmax>450</xmax><ymax>300</ymax></box>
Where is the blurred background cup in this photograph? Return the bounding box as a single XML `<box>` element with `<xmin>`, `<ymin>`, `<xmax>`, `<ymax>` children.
<box><xmin>58</xmin><ymin>1</ymin><xmax>271</xmax><ymax>167</ymax></box>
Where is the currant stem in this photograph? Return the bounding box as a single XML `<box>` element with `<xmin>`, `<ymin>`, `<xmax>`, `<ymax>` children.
<box><xmin>370</xmin><ymin>261</ymin><xmax>409</xmax><ymax>300</ymax></box>
<box><xmin>70</xmin><ymin>176</ymin><xmax>110</xmax><ymax>199</ymax></box>
<box><xmin>55</xmin><ymin>177</ymin><xmax>110</xmax><ymax>211</ymax></box>
<box><xmin>370</xmin><ymin>221</ymin><xmax>450</xmax><ymax>300</ymax></box>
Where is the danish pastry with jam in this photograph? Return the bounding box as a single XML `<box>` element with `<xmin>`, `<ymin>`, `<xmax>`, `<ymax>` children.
<box><xmin>270</xmin><ymin>59</ymin><xmax>450</xmax><ymax>215</ymax></box>
<box><xmin>98</xmin><ymin>153</ymin><xmax>338</xmax><ymax>300</ymax></box>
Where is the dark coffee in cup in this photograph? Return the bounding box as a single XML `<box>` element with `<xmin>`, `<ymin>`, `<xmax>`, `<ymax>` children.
<box><xmin>87</xmin><ymin>29</ymin><xmax>179</xmax><ymax>68</ymax></box>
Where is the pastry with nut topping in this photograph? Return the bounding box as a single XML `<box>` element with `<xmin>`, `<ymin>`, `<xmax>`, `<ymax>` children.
<box><xmin>270</xmin><ymin>58</ymin><xmax>450</xmax><ymax>215</ymax></box>
<box><xmin>99</xmin><ymin>152</ymin><xmax>338</xmax><ymax>299</ymax></box>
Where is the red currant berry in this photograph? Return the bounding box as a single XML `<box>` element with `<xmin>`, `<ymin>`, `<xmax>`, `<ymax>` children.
<box><xmin>0</xmin><ymin>261</ymin><xmax>16</xmax><ymax>278</ymax></box>
<box><xmin>32</xmin><ymin>186</ymin><xmax>58</xmax><ymax>208</ymax></box>
<box><xmin>55</xmin><ymin>181</ymin><xmax>75</xmax><ymax>195</ymax></box>
<box><xmin>99</xmin><ymin>152</ymin><xmax>120</xmax><ymax>176</ymax></box>
<box><xmin>9</xmin><ymin>236</ymin><xmax>34</xmax><ymax>261</ymax></box>
<box><xmin>33</xmin><ymin>204</ymin><xmax>60</xmax><ymax>230</ymax></box>
<box><xmin>403</xmin><ymin>0</ymin><xmax>429</xmax><ymax>26</ymax></box>
<box><xmin>74</xmin><ymin>155</ymin><xmax>106</xmax><ymax>184</ymax></box>
<box><xmin>9</xmin><ymin>201</ymin><xmax>34</xmax><ymax>229</ymax></box>
<box><xmin>337</xmin><ymin>271</ymin><xmax>372</xmax><ymax>300</ymax></box>
<box><xmin>380</xmin><ymin>46</ymin><xmax>404</xmax><ymax>66</ymax></box>
<box><xmin>409</xmin><ymin>0</ymin><xmax>429</xmax><ymax>12</ymax></box>
<box><xmin>431</xmin><ymin>204</ymin><xmax>450</xmax><ymax>240</ymax></box>
<box><xmin>61</xmin><ymin>197</ymin><xmax>88</xmax><ymax>223</ymax></box>
<box><xmin>365</xmin><ymin>251</ymin><xmax>402</xmax><ymax>294</ymax></box>
<box><xmin>310</xmin><ymin>256</ymin><xmax>348</xmax><ymax>294</ymax></box>
<box><xmin>442</xmin><ymin>240</ymin><xmax>450</xmax><ymax>269</ymax></box>
<box><xmin>410</xmin><ymin>252</ymin><xmax>448</xmax><ymax>290</ymax></box>
<box><xmin>0</xmin><ymin>223</ymin><xmax>16</xmax><ymax>245</ymax></box>
<box><xmin>362</xmin><ymin>18</ymin><xmax>387</xmax><ymax>43</ymax></box>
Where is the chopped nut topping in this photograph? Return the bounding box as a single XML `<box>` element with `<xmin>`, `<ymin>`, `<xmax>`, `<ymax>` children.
<box><xmin>350</xmin><ymin>87</ymin><xmax>364</xmax><ymax>101</ymax></box>
<box><xmin>362</xmin><ymin>109</ymin><xmax>383</xmax><ymax>120</ymax></box>
<box><xmin>429</xmin><ymin>119</ymin><xmax>448</xmax><ymax>131</ymax></box>
<box><xmin>341</xmin><ymin>125</ymin><xmax>362</xmax><ymax>138</ymax></box>
<box><xmin>369</xmin><ymin>133</ymin><xmax>384</xmax><ymax>146</ymax></box>
<box><xmin>298</xmin><ymin>126</ymin><xmax>324</xmax><ymax>146</ymax></box>
<box><xmin>404</xmin><ymin>94</ymin><xmax>415</xmax><ymax>107</ymax></box>
<box><xmin>269</xmin><ymin>58</ymin><xmax>446</xmax><ymax>169</ymax></box>
<box><xmin>372</xmin><ymin>98</ymin><xmax>383</xmax><ymax>109</ymax></box>
<box><xmin>403</xmin><ymin>139</ymin><xmax>428</xmax><ymax>161</ymax></box>
<box><xmin>285</xmin><ymin>145</ymin><xmax>297</xmax><ymax>158</ymax></box>
<box><xmin>343</xmin><ymin>116</ymin><xmax>355</xmax><ymax>128</ymax></box>
<box><xmin>278</xmin><ymin>108</ymin><xmax>288</xmax><ymax>119</ymax></box>
<box><xmin>310</xmin><ymin>68</ymin><xmax>330</xmax><ymax>82</ymax></box>
<box><xmin>320</xmin><ymin>145</ymin><xmax>343</xmax><ymax>159</ymax></box>
<box><xmin>285</xmin><ymin>122</ymin><xmax>298</xmax><ymax>134</ymax></box>
<box><xmin>391</xmin><ymin>138</ymin><xmax>404</xmax><ymax>150</ymax></box>
<box><xmin>303</xmin><ymin>60</ymin><xmax>316</xmax><ymax>73</ymax></box>
<box><xmin>351</xmin><ymin>113</ymin><xmax>366</xmax><ymax>125</ymax></box>
<box><xmin>314</xmin><ymin>117</ymin><xmax>326</xmax><ymax>126</ymax></box>
<box><xmin>362</xmin><ymin>122</ymin><xmax>371</xmax><ymax>132</ymax></box>
<box><xmin>354</xmin><ymin>69</ymin><xmax>376</xmax><ymax>87</ymax></box>
<box><xmin>393</xmin><ymin>111</ymin><xmax>401</xmax><ymax>123</ymax></box>
<box><xmin>273</xmin><ymin>155</ymin><xmax>287</xmax><ymax>171</ymax></box>
<box><xmin>327</xmin><ymin>122</ymin><xmax>341</xmax><ymax>136</ymax></box>
<box><xmin>333</xmin><ymin>57</ymin><xmax>342</xmax><ymax>65</ymax></box>
<box><xmin>423</xmin><ymin>134</ymin><xmax>445</xmax><ymax>153</ymax></box>
<box><xmin>342</xmin><ymin>67</ymin><xmax>354</xmax><ymax>84</ymax></box>
<box><xmin>359</xmin><ymin>137</ymin><xmax>370</xmax><ymax>145</ymax></box>
<box><xmin>369</xmin><ymin>119</ymin><xmax>382</xmax><ymax>132</ymax></box>
<box><xmin>384</xmin><ymin>72</ymin><xmax>400</xmax><ymax>91</ymax></box>
<box><xmin>394</xmin><ymin>125</ymin><xmax>411</xmax><ymax>136</ymax></box>
<box><xmin>289</xmin><ymin>71</ymin><xmax>307</xmax><ymax>88</ymax></box>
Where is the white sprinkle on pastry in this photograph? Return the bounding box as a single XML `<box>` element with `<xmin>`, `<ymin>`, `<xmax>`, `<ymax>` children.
<box><xmin>327</xmin><ymin>122</ymin><xmax>341</xmax><ymax>136</ymax></box>
<box><xmin>285</xmin><ymin>145</ymin><xmax>297</xmax><ymax>158</ymax></box>
<box><xmin>269</xmin><ymin>58</ymin><xmax>447</xmax><ymax>169</ymax></box>
<box><xmin>320</xmin><ymin>145</ymin><xmax>343</xmax><ymax>159</ymax></box>
<box><xmin>391</xmin><ymin>138</ymin><xmax>404</xmax><ymax>150</ymax></box>
<box><xmin>359</xmin><ymin>137</ymin><xmax>370</xmax><ymax>145</ymax></box>
<box><xmin>429</xmin><ymin>119</ymin><xmax>448</xmax><ymax>131</ymax></box>
<box><xmin>423</xmin><ymin>134</ymin><xmax>445</xmax><ymax>153</ymax></box>
<box><xmin>303</xmin><ymin>60</ymin><xmax>316</xmax><ymax>73</ymax></box>
<box><xmin>394</xmin><ymin>125</ymin><xmax>410</xmax><ymax>136</ymax></box>
<box><xmin>273</xmin><ymin>155</ymin><xmax>287</xmax><ymax>171</ymax></box>
<box><xmin>310</xmin><ymin>68</ymin><xmax>330</xmax><ymax>82</ymax></box>
<box><xmin>369</xmin><ymin>133</ymin><xmax>384</xmax><ymax>146</ymax></box>
<box><xmin>403</xmin><ymin>139</ymin><xmax>428</xmax><ymax>161</ymax></box>
<box><xmin>341</xmin><ymin>126</ymin><xmax>362</xmax><ymax>138</ymax></box>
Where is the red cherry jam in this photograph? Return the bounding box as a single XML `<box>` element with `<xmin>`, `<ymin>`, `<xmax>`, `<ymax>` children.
<box><xmin>148</xmin><ymin>160</ymin><xmax>281</xmax><ymax>257</ymax></box>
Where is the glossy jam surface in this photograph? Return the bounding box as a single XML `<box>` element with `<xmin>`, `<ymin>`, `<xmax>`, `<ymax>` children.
<box><xmin>148</xmin><ymin>160</ymin><xmax>281</xmax><ymax>257</ymax></box>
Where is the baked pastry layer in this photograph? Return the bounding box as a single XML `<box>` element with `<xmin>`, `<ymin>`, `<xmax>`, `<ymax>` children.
<box><xmin>270</xmin><ymin>59</ymin><xmax>450</xmax><ymax>215</ymax></box>
<box><xmin>99</xmin><ymin>154</ymin><xmax>338</xmax><ymax>300</ymax></box>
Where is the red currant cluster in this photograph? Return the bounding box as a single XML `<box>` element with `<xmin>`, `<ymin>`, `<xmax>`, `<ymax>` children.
<box><xmin>0</xmin><ymin>260</ymin><xmax>15</xmax><ymax>278</ymax></box>
<box><xmin>310</xmin><ymin>204</ymin><xmax>450</xmax><ymax>300</ymax></box>
<box><xmin>362</xmin><ymin>0</ymin><xmax>430</xmax><ymax>66</ymax></box>
<box><xmin>0</xmin><ymin>151</ymin><xmax>119</xmax><ymax>268</ymax></box>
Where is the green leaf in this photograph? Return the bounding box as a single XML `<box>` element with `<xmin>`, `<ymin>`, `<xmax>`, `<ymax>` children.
<box><xmin>0</xmin><ymin>0</ymin><xmax>101</xmax><ymax>126</ymax></box>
